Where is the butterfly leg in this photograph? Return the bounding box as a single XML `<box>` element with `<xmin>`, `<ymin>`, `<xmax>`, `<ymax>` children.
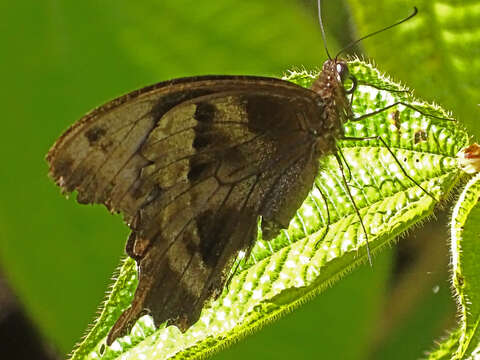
<box><xmin>224</xmin><ymin>242</ymin><xmax>256</xmax><ymax>291</ymax></box>
<box><xmin>341</xmin><ymin>135</ymin><xmax>438</xmax><ymax>202</ymax></box>
<box><xmin>356</xmin><ymin>82</ymin><xmax>412</xmax><ymax>94</ymax></box>
<box><xmin>224</xmin><ymin>260</ymin><xmax>241</xmax><ymax>292</ymax></box>
<box><xmin>334</xmin><ymin>153</ymin><xmax>373</xmax><ymax>265</ymax></box>
<box><xmin>313</xmin><ymin>184</ymin><xmax>331</xmax><ymax>249</ymax></box>
<box><xmin>347</xmin><ymin>78</ymin><xmax>411</xmax><ymax>114</ymax></box>
<box><xmin>350</xmin><ymin>101</ymin><xmax>454</xmax><ymax>122</ymax></box>
<box><xmin>337</xmin><ymin>146</ymin><xmax>353</xmax><ymax>183</ymax></box>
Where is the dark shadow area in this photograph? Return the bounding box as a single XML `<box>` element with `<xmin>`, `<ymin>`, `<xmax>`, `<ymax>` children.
<box><xmin>0</xmin><ymin>269</ymin><xmax>59</xmax><ymax>360</ymax></box>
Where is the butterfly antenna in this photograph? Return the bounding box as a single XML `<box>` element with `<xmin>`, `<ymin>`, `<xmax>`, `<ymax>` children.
<box><xmin>335</xmin><ymin>6</ymin><xmax>418</xmax><ymax>59</ymax></box>
<box><xmin>317</xmin><ymin>0</ymin><xmax>332</xmax><ymax>59</ymax></box>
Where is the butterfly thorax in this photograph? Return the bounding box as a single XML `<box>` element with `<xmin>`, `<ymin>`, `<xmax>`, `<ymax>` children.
<box><xmin>310</xmin><ymin>59</ymin><xmax>351</xmax><ymax>150</ymax></box>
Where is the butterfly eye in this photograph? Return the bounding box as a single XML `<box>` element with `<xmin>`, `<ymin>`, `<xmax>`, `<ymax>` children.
<box><xmin>336</xmin><ymin>62</ymin><xmax>350</xmax><ymax>83</ymax></box>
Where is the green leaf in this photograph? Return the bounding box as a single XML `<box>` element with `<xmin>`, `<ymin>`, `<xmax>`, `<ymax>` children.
<box><xmin>345</xmin><ymin>1</ymin><xmax>480</xmax><ymax>356</ymax></box>
<box><xmin>69</xmin><ymin>59</ymin><xmax>469</xmax><ymax>360</ymax></box>
<box><xmin>348</xmin><ymin>0</ymin><xmax>480</xmax><ymax>140</ymax></box>
<box><xmin>428</xmin><ymin>171</ymin><xmax>480</xmax><ymax>359</ymax></box>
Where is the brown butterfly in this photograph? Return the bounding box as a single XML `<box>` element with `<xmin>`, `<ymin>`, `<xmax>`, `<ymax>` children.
<box><xmin>46</xmin><ymin>7</ymin><xmax>417</xmax><ymax>346</ymax></box>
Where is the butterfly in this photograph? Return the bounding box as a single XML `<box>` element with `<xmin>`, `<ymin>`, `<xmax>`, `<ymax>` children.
<box><xmin>46</xmin><ymin>6</ymin><xmax>417</xmax><ymax>346</ymax></box>
<box><xmin>47</xmin><ymin>61</ymin><xmax>351</xmax><ymax>344</ymax></box>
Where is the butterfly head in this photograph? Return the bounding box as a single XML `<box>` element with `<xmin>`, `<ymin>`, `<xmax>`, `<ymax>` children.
<box><xmin>311</xmin><ymin>58</ymin><xmax>356</xmax><ymax>102</ymax></box>
<box><xmin>326</xmin><ymin>59</ymin><xmax>356</xmax><ymax>93</ymax></box>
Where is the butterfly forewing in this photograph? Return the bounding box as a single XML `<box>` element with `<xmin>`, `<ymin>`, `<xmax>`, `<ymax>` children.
<box><xmin>47</xmin><ymin>75</ymin><xmax>343</xmax><ymax>344</ymax></box>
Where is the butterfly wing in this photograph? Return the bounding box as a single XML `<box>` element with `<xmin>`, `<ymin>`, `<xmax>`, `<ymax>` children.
<box><xmin>47</xmin><ymin>76</ymin><xmax>327</xmax><ymax>344</ymax></box>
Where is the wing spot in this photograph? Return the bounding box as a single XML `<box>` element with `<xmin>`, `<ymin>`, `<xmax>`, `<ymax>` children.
<box><xmin>188</xmin><ymin>161</ymin><xmax>210</xmax><ymax>182</ymax></box>
<box><xmin>85</xmin><ymin>126</ymin><xmax>107</xmax><ymax>144</ymax></box>
<box><xmin>196</xmin><ymin>210</ymin><xmax>221</xmax><ymax>267</ymax></box>
<box><xmin>194</xmin><ymin>102</ymin><xmax>216</xmax><ymax>123</ymax></box>
<box><xmin>193</xmin><ymin>133</ymin><xmax>210</xmax><ymax>149</ymax></box>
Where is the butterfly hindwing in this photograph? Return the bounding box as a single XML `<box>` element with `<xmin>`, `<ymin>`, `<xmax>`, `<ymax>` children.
<box><xmin>47</xmin><ymin>76</ymin><xmax>326</xmax><ymax>343</ymax></box>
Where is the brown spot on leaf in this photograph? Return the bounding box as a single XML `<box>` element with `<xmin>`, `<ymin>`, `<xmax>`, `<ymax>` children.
<box><xmin>414</xmin><ymin>130</ymin><xmax>427</xmax><ymax>144</ymax></box>
<box><xmin>389</xmin><ymin>110</ymin><xmax>400</xmax><ymax>130</ymax></box>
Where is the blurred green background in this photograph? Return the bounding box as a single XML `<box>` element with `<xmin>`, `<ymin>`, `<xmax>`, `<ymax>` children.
<box><xmin>2</xmin><ymin>0</ymin><xmax>478</xmax><ymax>358</ymax></box>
